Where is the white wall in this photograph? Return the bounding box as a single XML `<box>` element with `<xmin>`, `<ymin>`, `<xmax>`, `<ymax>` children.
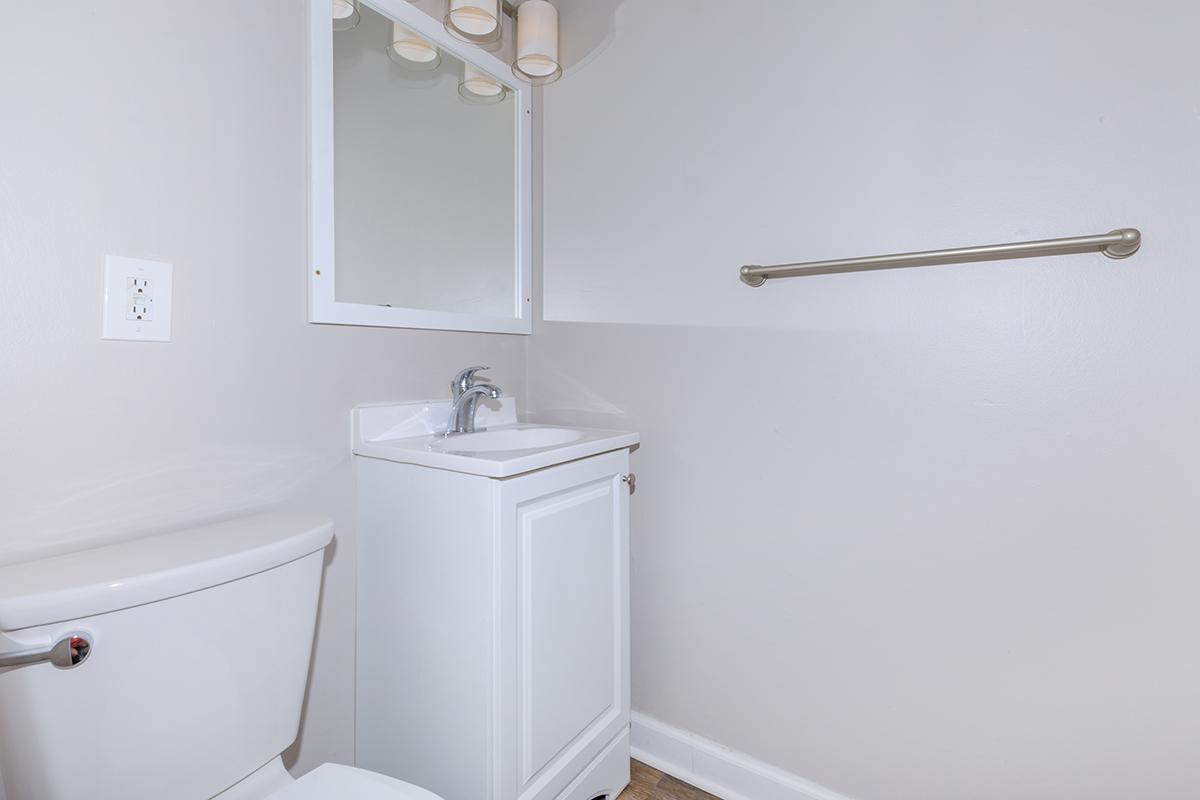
<box><xmin>0</xmin><ymin>0</ymin><xmax>524</xmax><ymax>785</ymax></box>
<box><xmin>532</xmin><ymin>2</ymin><xmax>1200</xmax><ymax>799</ymax></box>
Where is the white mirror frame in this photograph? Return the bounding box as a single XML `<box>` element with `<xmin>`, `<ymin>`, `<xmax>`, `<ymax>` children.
<box><xmin>307</xmin><ymin>0</ymin><xmax>533</xmax><ymax>334</ymax></box>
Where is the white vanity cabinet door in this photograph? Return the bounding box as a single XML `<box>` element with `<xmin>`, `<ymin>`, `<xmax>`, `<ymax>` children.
<box><xmin>497</xmin><ymin>450</ymin><xmax>631</xmax><ymax>800</ymax></box>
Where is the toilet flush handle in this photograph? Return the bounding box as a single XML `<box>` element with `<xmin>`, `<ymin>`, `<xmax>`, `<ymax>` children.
<box><xmin>0</xmin><ymin>633</ymin><xmax>92</xmax><ymax>670</ymax></box>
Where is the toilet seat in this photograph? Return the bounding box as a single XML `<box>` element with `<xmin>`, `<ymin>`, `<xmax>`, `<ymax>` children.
<box><xmin>268</xmin><ymin>764</ymin><xmax>446</xmax><ymax>800</ymax></box>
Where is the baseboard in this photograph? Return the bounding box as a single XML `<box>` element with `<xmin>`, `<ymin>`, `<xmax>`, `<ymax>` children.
<box><xmin>629</xmin><ymin>712</ymin><xmax>854</xmax><ymax>800</ymax></box>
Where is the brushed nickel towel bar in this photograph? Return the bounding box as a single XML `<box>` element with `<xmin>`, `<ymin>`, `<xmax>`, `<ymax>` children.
<box><xmin>739</xmin><ymin>228</ymin><xmax>1142</xmax><ymax>286</ymax></box>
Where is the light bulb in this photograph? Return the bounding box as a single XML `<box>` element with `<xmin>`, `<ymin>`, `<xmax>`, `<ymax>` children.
<box><xmin>460</xmin><ymin>63</ymin><xmax>507</xmax><ymax>104</ymax></box>
<box><xmin>445</xmin><ymin>0</ymin><xmax>502</xmax><ymax>45</ymax></box>
<box><xmin>332</xmin><ymin>0</ymin><xmax>359</xmax><ymax>30</ymax></box>
<box><xmin>388</xmin><ymin>22</ymin><xmax>441</xmax><ymax>70</ymax></box>
<box><xmin>513</xmin><ymin>0</ymin><xmax>561</xmax><ymax>84</ymax></box>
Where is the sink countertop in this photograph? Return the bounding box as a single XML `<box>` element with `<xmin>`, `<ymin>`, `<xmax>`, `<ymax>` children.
<box><xmin>352</xmin><ymin>398</ymin><xmax>639</xmax><ymax>478</ymax></box>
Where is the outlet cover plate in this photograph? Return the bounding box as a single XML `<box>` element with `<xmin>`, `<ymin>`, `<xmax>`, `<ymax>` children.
<box><xmin>103</xmin><ymin>255</ymin><xmax>173</xmax><ymax>342</ymax></box>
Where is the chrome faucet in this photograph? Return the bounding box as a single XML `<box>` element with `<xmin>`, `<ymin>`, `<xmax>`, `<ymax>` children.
<box><xmin>444</xmin><ymin>366</ymin><xmax>502</xmax><ymax>436</ymax></box>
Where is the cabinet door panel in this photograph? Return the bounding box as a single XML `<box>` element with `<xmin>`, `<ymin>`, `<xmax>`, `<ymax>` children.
<box><xmin>520</xmin><ymin>480</ymin><xmax>617</xmax><ymax>779</ymax></box>
<box><xmin>499</xmin><ymin>450</ymin><xmax>630</xmax><ymax>800</ymax></box>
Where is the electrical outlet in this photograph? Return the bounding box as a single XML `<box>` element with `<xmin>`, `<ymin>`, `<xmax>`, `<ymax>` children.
<box><xmin>103</xmin><ymin>256</ymin><xmax>173</xmax><ymax>341</ymax></box>
<box><xmin>125</xmin><ymin>277</ymin><xmax>154</xmax><ymax>321</ymax></box>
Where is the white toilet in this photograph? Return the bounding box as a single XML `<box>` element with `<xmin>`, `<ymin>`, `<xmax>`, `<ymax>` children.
<box><xmin>0</xmin><ymin>512</ymin><xmax>441</xmax><ymax>800</ymax></box>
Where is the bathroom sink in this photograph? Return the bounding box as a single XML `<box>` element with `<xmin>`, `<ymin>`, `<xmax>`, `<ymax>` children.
<box><xmin>433</xmin><ymin>426</ymin><xmax>583</xmax><ymax>453</ymax></box>
<box><xmin>352</xmin><ymin>400</ymin><xmax>638</xmax><ymax>478</ymax></box>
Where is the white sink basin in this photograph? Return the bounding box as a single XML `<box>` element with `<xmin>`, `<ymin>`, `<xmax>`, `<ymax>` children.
<box><xmin>433</xmin><ymin>427</ymin><xmax>584</xmax><ymax>453</ymax></box>
<box><xmin>352</xmin><ymin>399</ymin><xmax>638</xmax><ymax>478</ymax></box>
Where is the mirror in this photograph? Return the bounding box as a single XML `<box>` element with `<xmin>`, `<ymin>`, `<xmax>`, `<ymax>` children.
<box><xmin>308</xmin><ymin>0</ymin><xmax>533</xmax><ymax>334</ymax></box>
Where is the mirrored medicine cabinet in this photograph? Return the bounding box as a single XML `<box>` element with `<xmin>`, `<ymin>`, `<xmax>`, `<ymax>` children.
<box><xmin>308</xmin><ymin>0</ymin><xmax>533</xmax><ymax>334</ymax></box>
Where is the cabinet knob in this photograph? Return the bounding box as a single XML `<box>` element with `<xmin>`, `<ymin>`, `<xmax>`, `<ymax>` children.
<box><xmin>621</xmin><ymin>473</ymin><xmax>636</xmax><ymax>494</ymax></box>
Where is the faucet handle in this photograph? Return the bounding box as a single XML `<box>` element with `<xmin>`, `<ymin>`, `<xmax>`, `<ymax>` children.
<box><xmin>451</xmin><ymin>365</ymin><xmax>491</xmax><ymax>395</ymax></box>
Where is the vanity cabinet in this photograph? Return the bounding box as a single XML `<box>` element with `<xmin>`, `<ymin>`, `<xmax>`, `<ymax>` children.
<box><xmin>355</xmin><ymin>447</ymin><xmax>632</xmax><ymax>800</ymax></box>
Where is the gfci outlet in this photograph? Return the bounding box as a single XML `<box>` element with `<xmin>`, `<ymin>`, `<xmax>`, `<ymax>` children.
<box><xmin>126</xmin><ymin>277</ymin><xmax>154</xmax><ymax>321</ymax></box>
<box><xmin>103</xmin><ymin>255</ymin><xmax>173</xmax><ymax>342</ymax></box>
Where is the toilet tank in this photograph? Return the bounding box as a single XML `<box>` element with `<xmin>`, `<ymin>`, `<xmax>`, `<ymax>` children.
<box><xmin>0</xmin><ymin>512</ymin><xmax>334</xmax><ymax>800</ymax></box>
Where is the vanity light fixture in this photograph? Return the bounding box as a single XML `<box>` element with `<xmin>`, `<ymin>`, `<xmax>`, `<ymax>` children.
<box><xmin>512</xmin><ymin>0</ymin><xmax>561</xmax><ymax>85</ymax></box>
<box><xmin>388</xmin><ymin>22</ymin><xmax>442</xmax><ymax>69</ymax></box>
<box><xmin>332</xmin><ymin>0</ymin><xmax>359</xmax><ymax>30</ymax></box>
<box><xmin>459</xmin><ymin>63</ymin><xmax>508</xmax><ymax>104</ymax></box>
<box><xmin>445</xmin><ymin>0</ymin><xmax>503</xmax><ymax>46</ymax></box>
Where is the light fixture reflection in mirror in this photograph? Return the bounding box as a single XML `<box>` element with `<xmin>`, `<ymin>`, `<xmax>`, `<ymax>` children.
<box><xmin>332</xmin><ymin>0</ymin><xmax>360</xmax><ymax>31</ymax></box>
<box><xmin>459</xmin><ymin>63</ymin><xmax>508</xmax><ymax>104</ymax></box>
<box><xmin>513</xmin><ymin>0</ymin><xmax>561</xmax><ymax>85</ymax></box>
<box><xmin>388</xmin><ymin>22</ymin><xmax>441</xmax><ymax>70</ymax></box>
<box><xmin>445</xmin><ymin>0</ymin><xmax>502</xmax><ymax>46</ymax></box>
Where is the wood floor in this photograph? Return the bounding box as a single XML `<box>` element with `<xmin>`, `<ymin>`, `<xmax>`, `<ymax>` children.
<box><xmin>618</xmin><ymin>760</ymin><xmax>720</xmax><ymax>800</ymax></box>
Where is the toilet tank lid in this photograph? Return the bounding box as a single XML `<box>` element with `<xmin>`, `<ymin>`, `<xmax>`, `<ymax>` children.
<box><xmin>0</xmin><ymin>512</ymin><xmax>334</xmax><ymax>631</ymax></box>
